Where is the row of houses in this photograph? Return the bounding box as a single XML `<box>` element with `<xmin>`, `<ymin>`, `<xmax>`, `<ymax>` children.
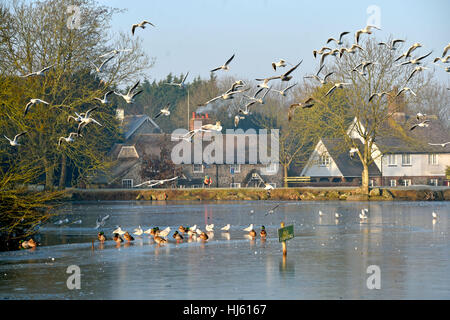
<box><xmin>90</xmin><ymin>108</ymin><xmax>450</xmax><ymax>189</ymax></box>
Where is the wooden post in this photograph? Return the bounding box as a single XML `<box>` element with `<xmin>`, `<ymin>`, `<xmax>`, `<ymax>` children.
<box><xmin>281</xmin><ymin>222</ymin><xmax>287</xmax><ymax>256</ymax></box>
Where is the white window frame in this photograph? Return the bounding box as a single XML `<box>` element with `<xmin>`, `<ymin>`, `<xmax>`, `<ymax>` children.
<box><xmin>122</xmin><ymin>179</ymin><xmax>133</xmax><ymax>189</ymax></box>
<box><xmin>402</xmin><ymin>179</ymin><xmax>411</xmax><ymax>187</ymax></box>
<box><xmin>230</xmin><ymin>164</ymin><xmax>241</xmax><ymax>173</ymax></box>
<box><xmin>387</xmin><ymin>154</ymin><xmax>397</xmax><ymax>166</ymax></box>
<box><xmin>369</xmin><ymin>179</ymin><xmax>375</xmax><ymax>187</ymax></box>
<box><xmin>193</xmin><ymin>164</ymin><xmax>204</xmax><ymax>173</ymax></box>
<box><xmin>230</xmin><ymin>183</ymin><xmax>241</xmax><ymax>188</ymax></box>
<box><xmin>428</xmin><ymin>154</ymin><xmax>438</xmax><ymax>166</ymax></box>
<box><xmin>319</xmin><ymin>154</ymin><xmax>331</xmax><ymax>167</ymax></box>
<box><xmin>401</xmin><ymin>154</ymin><xmax>411</xmax><ymax>166</ymax></box>
<box><xmin>429</xmin><ymin>178</ymin><xmax>438</xmax><ymax>186</ymax></box>
<box><xmin>390</xmin><ymin>179</ymin><xmax>397</xmax><ymax>187</ymax></box>
<box><xmin>264</xmin><ymin>163</ymin><xmax>278</xmax><ymax>173</ymax></box>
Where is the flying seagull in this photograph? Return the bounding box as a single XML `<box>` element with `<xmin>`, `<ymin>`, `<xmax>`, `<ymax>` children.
<box><xmin>271</xmin><ymin>60</ymin><xmax>303</xmax><ymax>81</ymax></box>
<box><xmin>395</xmin><ymin>43</ymin><xmax>422</xmax><ymax>61</ymax></box>
<box><xmin>378</xmin><ymin>39</ymin><xmax>405</xmax><ymax>50</ymax></box>
<box><xmin>198</xmin><ymin>88</ymin><xmax>248</xmax><ymax>106</ymax></box>
<box><xmin>234</xmin><ymin>115</ymin><xmax>244</xmax><ymax>127</ymax></box>
<box><xmin>416</xmin><ymin>112</ymin><xmax>427</xmax><ymax>121</ymax></box>
<box><xmin>355</xmin><ymin>25</ymin><xmax>381</xmax><ymax>44</ymax></box>
<box><xmin>24</xmin><ymin>98</ymin><xmax>49</xmax><ymax>116</ymax></box>
<box><xmin>76</xmin><ymin>107</ymin><xmax>102</xmax><ymax>135</ymax></box>
<box><xmin>95</xmin><ymin>214</ymin><xmax>110</xmax><ymax>229</ymax></box>
<box><xmin>272</xmin><ymin>83</ymin><xmax>297</xmax><ymax>96</ymax></box>
<box><xmin>428</xmin><ymin>142</ymin><xmax>450</xmax><ymax>147</ymax></box>
<box><xmin>265</xmin><ymin>204</ymin><xmax>280</xmax><ymax>216</ymax></box>
<box><xmin>320</xmin><ymin>49</ymin><xmax>339</xmax><ymax>67</ymax></box>
<box><xmin>4</xmin><ymin>132</ymin><xmax>27</xmax><ymax>146</ymax></box>
<box><xmin>441</xmin><ymin>43</ymin><xmax>450</xmax><ymax>58</ymax></box>
<box><xmin>244</xmin><ymin>87</ymin><xmax>271</xmax><ymax>105</ymax></box>
<box><xmin>288</xmin><ymin>97</ymin><xmax>317</xmax><ymax>121</ymax></box>
<box><xmin>304</xmin><ymin>65</ymin><xmax>334</xmax><ymax>84</ymax></box>
<box><xmin>406</xmin><ymin>66</ymin><xmax>428</xmax><ymax>84</ymax></box>
<box><xmin>397</xmin><ymin>51</ymin><xmax>433</xmax><ymax>66</ymax></box>
<box><xmin>396</xmin><ymin>87</ymin><xmax>416</xmax><ymax>97</ymax></box>
<box><xmin>339</xmin><ymin>44</ymin><xmax>364</xmax><ymax>57</ymax></box>
<box><xmin>165</xmin><ymin>72</ymin><xmax>189</xmax><ymax>89</ymax></box>
<box><xmin>89</xmin><ymin>56</ymin><xmax>114</xmax><ymax>73</ymax></box>
<box><xmin>20</xmin><ymin>64</ymin><xmax>54</xmax><ymax>78</ymax></box>
<box><xmin>327</xmin><ymin>31</ymin><xmax>350</xmax><ymax>45</ymax></box>
<box><xmin>114</xmin><ymin>81</ymin><xmax>142</xmax><ymax>104</ymax></box>
<box><xmin>99</xmin><ymin>49</ymin><xmax>132</xmax><ymax>58</ymax></box>
<box><xmin>313</xmin><ymin>47</ymin><xmax>332</xmax><ymax>58</ymax></box>
<box><xmin>325</xmin><ymin>83</ymin><xmax>351</xmax><ymax>97</ymax></box>
<box><xmin>58</xmin><ymin>132</ymin><xmax>79</xmax><ymax>146</ymax></box>
<box><xmin>211</xmin><ymin>54</ymin><xmax>235</xmax><ymax>72</ymax></box>
<box><xmin>154</xmin><ymin>103</ymin><xmax>170</xmax><ymax>119</ymax></box>
<box><xmin>132</xmin><ymin>20</ymin><xmax>155</xmax><ymax>35</ymax></box>
<box><xmin>226</xmin><ymin>80</ymin><xmax>246</xmax><ymax>93</ymax></box>
<box><xmin>352</xmin><ymin>61</ymin><xmax>375</xmax><ymax>76</ymax></box>
<box><xmin>410</xmin><ymin>120</ymin><xmax>430</xmax><ymax>131</ymax></box>
<box><xmin>368</xmin><ymin>91</ymin><xmax>390</xmax><ymax>102</ymax></box>
<box><xmin>94</xmin><ymin>91</ymin><xmax>114</xmax><ymax>104</ymax></box>
<box><xmin>433</xmin><ymin>55</ymin><xmax>450</xmax><ymax>64</ymax></box>
<box><xmin>272</xmin><ymin>59</ymin><xmax>287</xmax><ymax>71</ymax></box>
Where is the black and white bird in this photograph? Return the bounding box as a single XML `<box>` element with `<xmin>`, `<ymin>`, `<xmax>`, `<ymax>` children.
<box><xmin>433</xmin><ymin>55</ymin><xmax>450</xmax><ymax>64</ymax></box>
<box><xmin>244</xmin><ymin>87</ymin><xmax>271</xmax><ymax>105</ymax></box>
<box><xmin>396</xmin><ymin>87</ymin><xmax>416</xmax><ymax>97</ymax></box>
<box><xmin>165</xmin><ymin>72</ymin><xmax>189</xmax><ymax>89</ymax></box>
<box><xmin>226</xmin><ymin>80</ymin><xmax>246</xmax><ymax>93</ymax></box>
<box><xmin>313</xmin><ymin>47</ymin><xmax>332</xmax><ymax>58</ymax></box>
<box><xmin>95</xmin><ymin>214</ymin><xmax>110</xmax><ymax>229</ymax></box>
<box><xmin>271</xmin><ymin>60</ymin><xmax>303</xmax><ymax>81</ymax></box>
<box><xmin>94</xmin><ymin>91</ymin><xmax>114</xmax><ymax>104</ymax></box>
<box><xmin>89</xmin><ymin>56</ymin><xmax>114</xmax><ymax>73</ymax></box>
<box><xmin>368</xmin><ymin>91</ymin><xmax>390</xmax><ymax>102</ymax></box>
<box><xmin>378</xmin><ymin>39</ymin><xmax>405</xmax><ymax>50</ymax></box>
<box><xmin>352</xmin><ymin>61</ymin><xmax>375</xmax><ymax>76</ymax></box>
<box><xmin>131</xmin><ymin>20</ymin><xmax>155</xmax><ymax>35</ymax></box>
<box><xmin>198</xmin><ymin>88</ymin><xmax>248</xmax><ymax>106</ymax></box>
<box><xmin>327</xmin><ymin>31</ymin><xmax>350</xmax><ymax>45</ymax></box>
<box><xmin>265</xmin><ymin>204</ymin><xmax>280</xmax><ymax>216</ymax></box>
<box><xmin>288</xmin><ymin>98</ymin><xmax>317</xmax><ymax>121</ymax></box>
<box><xmin>395</xmin><ymin>43</ymin><xmax>422</xmax><ymax>61</ymax></box>
<box><xmin>397</xmin><ymin>51</ymin><xmax>433</xmax><ymax>66</ymax></box>
<box><xmin>304</xmin><ymin>65</ymin><xmax>334</xmax><ymax>84</ymax></box>
<box><xmin>24</xmin><ymin>98</ymin><xmax>49</xmax><ymax>116</ymax></box>
<box><xmin>406</xmin><ymin>66</ymin><xmax>428</xmax><ymax>84</ymax></box>
<box><xmin>154</xmin><ymin>103</ymin><xmax>170</xmax><ymax>119</ymax></box>
<box><xmin>20</xmin><ymin>64</ymin><xmax>54</xmax><ymax>78</ymax></box>
<box><xmin>325</xmin><ymin>83</ymin><xmax>351</xmax><ymax>97</ymax></box>
<box><xmin>339</xmin><ymin>44</ymin><xmax>364</xmax><ymax>57</ymax></box>
<box><xmin>4</xmin><ymin>132</ymin><xmax>27</xmax><ymax>146</ymax></box>
<box><xmin>211</xmin><ymin>54</ymin><xmax>235</xmax><ymax>72</ymax></box>
<box><xmin>410</xmin><ymin>120</ymin><xmax>430</xmax><ymax>131</ymax></box>
<box><xmin>441</xmin><ymin>43</ymin><xmax>450</xmax><ymax>58</ymax></box>
<box><xmin>272</xmin><ymin>59</ymin><xmax>287</xmax><ymax>71</ymax></box>
<box><xmin>272</xmin><ymin>83</ymin><xmax>297</xmax><ymax>96</ymax></box>
<box><xmin>428</xmin><ymin>142</ymin><xmax>450</xmax><ymax>147</ymax></box>
<box><xmin>114</xmin><ymin>81</ymin><xmax>142</xmax><ymax>104</ymax></box>
<box><xmin>320</xmin><ymin>49</ymin><xmax>340</xmax><ymax>67</ymax></box>
<box><xmin>99</xmin><ymin>49</ymin><xmax>132</xmax><ymax>58</ymax></box>
<box><xmin>234</xmin><ymin>115</ymin><xmax>244</xmax><ymax>127</ymax></box>
<box><xmin>416</xmin><ymin>112</ymin><xmax>427</xmax><ymax>121</ymax></box>
<box><xmin>355</xmin><ymin>25</ymin><xmax>381</xmax><ymax>44</ymax></box>
<box><xmin>77</xmin><ymin>107</ymin><xmax>102</xmax><ymax>135</ymax></box>
<box><xmin>58</xmin><ymin>132</ymin><xmax>79</xmax><ymax>146</ymax></box>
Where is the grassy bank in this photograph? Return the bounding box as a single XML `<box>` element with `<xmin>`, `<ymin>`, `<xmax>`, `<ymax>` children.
<box><xmin>67</xmin><ymin>187</ymin><xmax>450</xmax><ymax>202</ymax></box>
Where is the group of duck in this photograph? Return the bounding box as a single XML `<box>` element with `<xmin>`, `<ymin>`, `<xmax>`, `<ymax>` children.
<box><xmin>97</xmin><ymin>223</ymin><xmax>268</xmax><ymax>245</ymax></box>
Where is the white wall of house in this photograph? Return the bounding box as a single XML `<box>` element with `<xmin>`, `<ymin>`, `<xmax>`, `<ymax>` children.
<box><xmin>301</xmin><ymin>140</ymin><xmax>343</xmax><ymax>177</ymax></box>
<box><xmin>382</xmin><ymin>153</ymin><xmax>450</xmax><ymax>177</ymax></box>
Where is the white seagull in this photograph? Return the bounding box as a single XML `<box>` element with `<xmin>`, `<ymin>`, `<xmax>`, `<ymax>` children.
<box><xmin>339</xmin><ymin>44</ymin><xmax>364</xmax><ymax>57</ymax></box>
<box><xmin>132</xmin><ymin>20</ymin><xmax>155</xmax><ymax>35</ymax></box>
<box><xmin>221</xmin><ymin>224</ymin><xmax>231</xmax><ymax>231</ymax></box>
<box><xmin>165</xmin><ymin>72</ymin><xmax>189</xmax><ymax>89</ymax></box>
<box><xmin>272</xmin><ymin>59</ymin><xmax>287</xmax><ymax>71</ymax></box>
<box><xmin>20</xmin><ymin>64</ymin><xmax>54</xmax><ymax>78</ymax></box>
<box><xmin>89</xmin><ymin>55</ymin><xmax>114</xmax><ymax>73</ymax></box>
<box><xmin>243</xmin><ymin>224</ymin><xmax>254</xmax><ymax>232</ymax></box>
<box><xmin>24</xmin><ymin>98</ymin><xmax>50</xmax><ymax>116</ymax></box>
<box><xmin>428</xmin><ymin>142</ymin><xmax>450</xmax><ymax>147</ymax></box>
<box><xmin>114</xmin><ymin>81</ymin><xmax>142</xmax><ymax>104</ymax></box>
<box><xmin>432</xmin><ymin>212</ymin><xmax>438</xmax><ymax>220</ymax></box>
<box><xmin>433</xmin><ymin>55</ymin><xmax>450</xmax><ymax>64</ymax></box>
<box><xmin>355</xmin><ymin>25</ymin><xmax>381</xmax><ymax>44</ymax></box>
<box><xmin>325</xmin><ymin>83</ymin><xmax>351</xmax><ymax>97</ymax></box>
<box><xmin>112</xmin><ymin>226</ymin><xmax>126</xmax><ymax>235</ymax></box>
<box><xmin>319</xmin><ymin>210</ymin><xmax>324</xmax><ymax>217</ymax></box>
<box><xmin>397</xmin><ymin>51</ymin><xmax>433</xmax><ymax>66</ymax></box>
<box><xmin>396</xmin><ymin>87</ymin><xmax>416</xmax><ymax>97</ymax></box>
<box><xmin>368</xmin><ymin>91</ymin><xmax>390</xmax><ymax>102</ymax></box>
<box><xmin>410</xmin><ymin>120</ymin><xmax>430</xmax><ymax>131</ymax></box>
<box><xmin>406</xmin><ymin>66</ymin><xmax>428</xmax><ymax>84</ymax></box>
<box><xmin>211</xmin><ymin>54</ymin><xmax>235</xmax><ymax>72</ymax></box>
<box><xmin>133</xmin><ymin>226</ymin><xmax>144</xmax><ymax>236</ymax></box>
<box><xmin>58</xmin><ymin>132</ymin><xmax>79</xmax><ymax>146</ymax></box>
<box><xmin>158</xmin><ymin>227</ymin><xmax>171</xmax><ymax>238</ymax></box>
<box><xmin>313</xmin><ymin>46</ymin><xmax>332</xmax><ymax>58</ymax></box>
<box><xmin>99</xmin><ymin>49</ymin><xmax>132</xmax><ymax>58</ymax></box>
<box><xmin>205</xmin><ymin>224</ymin><xmax>214</xmax><ymax>232</ymax></box>
<box><xmin>359</xmin><ymin>209</ymin><xmax>368</xmax><ymax>220</ymax></box>
<box><xmin>378</xmin><ymin>39</ymin><xmax>405</xmax><ymax>50</ymax></box>
<box><xmin>154</xmin><ymin>103</ymin><xmax>171</xmax><ymax>119</ymax></box>
<box><xmin>288</xmin><ymin>97</ymin><xmax>317</xmax><ymax>121</ymax></box>
<box><xmin>94</xmin><ymin>91</ymin><xmax>114</xmax><ymax>104</ymax></box>
<box><xmin>395</xmin><ymin>43</ymin><xmax>422</xmax><ymax>61</ymax></box>
<box><xmin>77</xmin><ymin>107</ymin><xmax>102</xmax><ymax>135</ymax></box>
<box><xmin>95</xmin><ymin>214</ymin><xmax>110</xmax><ymax>229</ymax></box>
<box><xmin>335</xmin><ymin>213</ymin><xmax>342</xmax><ymax>219</ymax></box>
<box><xmin>4</xmin><ymin>131</ymin><xmax>27</xmax><ymax>146</ymax></box>
<box><xmin>327</xmin><ymin>31</ymin><xmax>350</xmax><ymax>45</ymax></box>
<box><xmin>441</xmin><ymin>43</ymin><xmax>450</xmax><ymax>58</ymax></box>
<box><xmin>272</xmin><ymin>83</ymin><xmax>297</xmax><ymax>96</ymax></box>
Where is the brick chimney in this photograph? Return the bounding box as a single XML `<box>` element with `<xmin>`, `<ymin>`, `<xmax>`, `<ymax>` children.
<box><xmin>189</xmin><ymin>112</ymin><xmax>213</xmax><ymax>130</ymax></box>
<box><xmin>387</xmin><ymin>86</ymin><xmax>406</xmax><ymax>124</ymax></box>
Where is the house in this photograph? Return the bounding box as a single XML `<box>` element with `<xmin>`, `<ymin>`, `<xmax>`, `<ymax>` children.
<box><xmin>301</xmin><ymin>115</ymin><xmax>450</xmax><ymax>187</ymax></box>
<box><xmin>90</xmin><ymin>111</ymin><xmax>283</xmax><ymax>189</ymax></box>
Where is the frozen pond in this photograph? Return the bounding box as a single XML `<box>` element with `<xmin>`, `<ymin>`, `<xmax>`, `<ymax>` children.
<box><xmin>0</xmin><ymin>200</ymin><xmax>449</xmax><ymax>299</ymax></box>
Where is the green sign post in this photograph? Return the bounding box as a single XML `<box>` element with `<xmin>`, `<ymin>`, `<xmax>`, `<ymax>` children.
<box><xmin>278</xmin><ymin>224</ymin><xmax>294</xmax><ymax>242</ymax></box>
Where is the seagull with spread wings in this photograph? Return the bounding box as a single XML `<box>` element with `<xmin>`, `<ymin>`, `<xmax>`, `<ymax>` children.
<box><xmin>378</xmin><ymin>39</ymin><xmax>405</xmax><ymax>50</ymax></box>
<box><xmin>327</xmin><ymin>31</ymin><xmax>350</xmax><ymax>45</ymax></box>
<box><xmin>24</xmin><ymin>98</ymin><xmax>49</xmax><ymax>116</ymax></box>
<box><xmin>410</xmin><ymin>120</ymin><xmax>430</xmax><ymax>131</ymax></box>
<box><xmin>395</xmin><ymin>43</ymin><xmax>422</xmax><ymax>61</ymax></box>
<box><xmin>339</xmin><ymin>44</ymin><xmax>364</xmax><ymax>57</ymax></box>
<box><xmin>406</xmin><ymin>66</ymin><xmax>428</xmax><ymax>84</ymax></box>
<box><xmin>325</xmin><ymin>83</ymin><xmax>351</xmax><ymax>97</ymax></box>
<box><xmin>165</xmin><ymin>72</ymin><xmax>189</xmax><ymax>89</ymax></box>
<box><xmin>397</xmin><ymin>51</ymin><xmax>432</xmax><ymax>66</ymax></box>
<box><xmin>272</xmin><ymin>59</ymin><xmax>287</xmax><ymax>71</ymax></box>
<box><xmin>131</xmin><ymin>20</ymin><xmax>155</xmax><ymax>35</ymax></box>
<box><xmin>304</xmin><ymin>65</ymin><xmax>334</xmax><ymax>85</ymax></box>
<box><xmin>89</xmin><ymin>55</ymin><xmax>114</xmax><ymax>73</ymax></box>
<box><xmin>58</xmin><ymin>132</ymin><xmax>79</xmax><ymax>146</ymax></box>
<box><xmin>271</xmin><ymin>60</ymin><xmax>303</xmax><ymax>81</ymax></box>
<box><xmin>20</xmin><ymin>64</ymin><xmax>54</xmax><ymax>78</ymax></box>
<box><xmin>94</xmin><ymin>91</ymin><xmax>114</xmax><ymax>104</ymax></box>
<box><xmin>352</xmin><ymin>61</ymin><xmax>375</xmax><ymax>76</ymax></box>
<box><xmin>288</xmin><ymin>98</ymin><xmax>317</xmax><ymax>121</ymax></box>
<box><xmin>114</xmin><ymin>81</ymin><xmax>142</xmax><ymax>104</ymax></box>
<box><xmin>355</xmin><ymin>25</ymin><xmax>381</xmax><ymax>44</ymax></box>
<box><xmin>396</xmin><ymin>87</ymin><xmax>416</xmax><ymax>97</ymax></box>
<box><xmin>198</xmin><ymin>88</ymin><xmax>248</xmax><ymax>106</ymax></box>
<box><xmin>211</xmin><ymin>54</ymin><xmax>235</xmax><ymax>72</ymax></box>
<box><xmin>76</xmin><ymin>107</ymin><xmax>102</xmax><ymax>135</ymax></box>
<box><xmin>99</xmin><ymin>49</ymin><xmax>132</xmax><ymax>58</ymax></box>
<box><xmin>226</xmin><ymin>80</ymin><xmax>245</xmax><ymax>93</ymax></box>
<box><xmin>244</xmin><ymin>87</ymin><xmax>271</xmax><ymax>105</ymax></box>
<box><xmin>272</xmin><ymin>83</ymin><xmax>297</xmax><ymax>96</ymax></box>
<box><xmin>4</xmin><ymin>132</ymin><xmax>27</xmax><ymax>146</ymax></box>
<box><xmin>428</xmin><ymin>142</ymin><xmax>450</xmax><ymax>147</ymax></box>
<box><xmin>313</xmin><ymin>46</ymin><xmax>332</xmax><ymax>59</ymax></box>
<box><xmin>154</xmin><ymin>103</ymin><xmax>170</xmax><ymax>119</ymax></box>
<box><xmin>368</xmin><ymin>91</ymin><xmax>390</xmax><ymax>102</ymax></box>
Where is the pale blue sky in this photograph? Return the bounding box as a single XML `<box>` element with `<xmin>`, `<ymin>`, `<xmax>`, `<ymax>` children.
<box><xmin>98</xmin><ymin>0</ymin><xmax>449</xmax><ymax>83</ymax></box>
